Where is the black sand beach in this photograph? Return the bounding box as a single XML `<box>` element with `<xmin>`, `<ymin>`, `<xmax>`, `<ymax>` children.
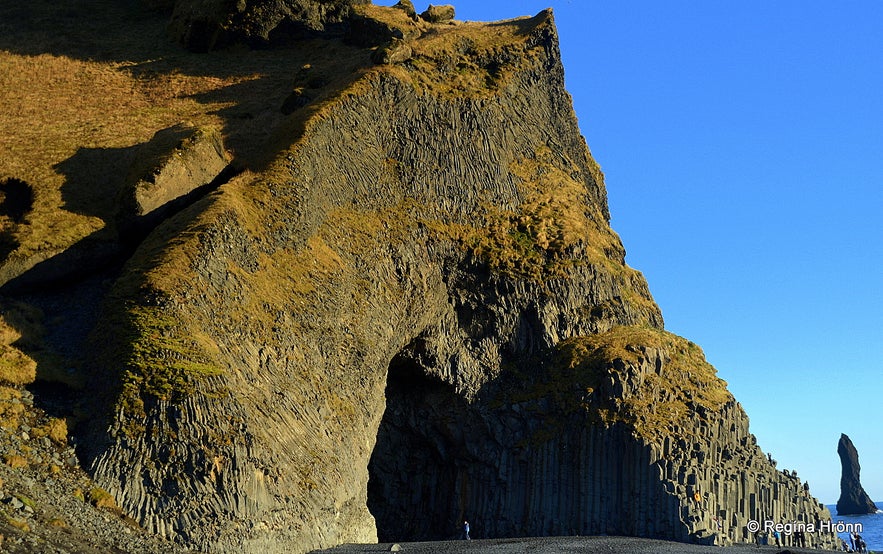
<box><xmin>313</xmin><ymin>536</ymin><xmax>838</xmax><ymax>554</ymax></box>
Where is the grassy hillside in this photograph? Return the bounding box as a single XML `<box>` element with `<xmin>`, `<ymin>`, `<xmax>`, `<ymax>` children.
<box><xmin>0</xmin><ymin>0</ymin><xmax>370</xmax><ymax>282</ymax></box>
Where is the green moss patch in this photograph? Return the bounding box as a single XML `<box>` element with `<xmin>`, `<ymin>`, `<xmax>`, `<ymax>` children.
<box><xmin>113</xmin><ymin>301</ymin><xmax>223</xmax><ymax>434</ymax></box>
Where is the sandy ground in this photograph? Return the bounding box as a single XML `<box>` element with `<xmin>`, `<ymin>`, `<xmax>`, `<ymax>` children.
<box><xmin>312</xmin><ymin>536</ymin><xmax>839</xmax><ymax>553</ymax></box>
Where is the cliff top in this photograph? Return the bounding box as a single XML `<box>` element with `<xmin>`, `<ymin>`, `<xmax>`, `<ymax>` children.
<box><xmin>0</xmin><ymin>0</ymin><xmax>559</xmax><ymax>288</ymax></box>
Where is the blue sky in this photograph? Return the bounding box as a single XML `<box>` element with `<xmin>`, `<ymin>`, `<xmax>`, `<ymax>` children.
<box><xmin>390</xmin><ymin>1</ymin><xmax>883</xmax><ymax>505</ymax></box>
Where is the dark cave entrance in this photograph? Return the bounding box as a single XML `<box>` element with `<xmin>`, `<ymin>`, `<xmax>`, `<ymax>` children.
<box><xmin>367</xmin><ymin>350</ymin><xmax>469</xmax><ymax>542</ymax></box>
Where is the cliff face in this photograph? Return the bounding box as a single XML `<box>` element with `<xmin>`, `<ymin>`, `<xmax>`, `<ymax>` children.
<box><xmin>0</xmin><ymin>4</ymin><xmax>837</xmax><ymax>553</ymax></box>
<box><xmin>86</xmin><ymin>12</ymin><xmax>658</xmax><ymax>551</ymax></box>
<box><xmin>369</xmin><ymin>327</ymin><xmax>835</xmax><ymax>546</ymax></box>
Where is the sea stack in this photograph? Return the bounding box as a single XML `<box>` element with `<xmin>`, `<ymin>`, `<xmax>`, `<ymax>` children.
<box><xmin>836</xmin><ymin>434</ymin><xmax>878</xmax><ymax>515</ymax></box>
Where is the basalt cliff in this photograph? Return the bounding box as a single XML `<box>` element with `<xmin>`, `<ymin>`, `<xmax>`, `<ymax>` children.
<box><xmin>0</xmin><ymin>1</ymin><xmax>837</xmax><ymax>552</ymax></box>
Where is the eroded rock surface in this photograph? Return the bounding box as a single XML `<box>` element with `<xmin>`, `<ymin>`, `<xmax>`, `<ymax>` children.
<box><xmin>836</xmin><ymin>433</ymin><xmax>877</xmax><ymax>515</ymax></box>
<box><xmin>76</xmin><ymin>8</ymin><xmax>838</xmax><ymax>554</ymax></box>
<box><xmin>0</xmin><ymin>3</ymin><xmax>837</xmax><ymax>553</ymax></box>
<box><xmin>369</xmin><ymin>329</ymin><xmax>835</xmax><ymax>547</ymax></box>
<box><xmin>117</xmin><ymin>123</ymin><xmax>230</xmax><ymax>239</ymax></box>
<box><xmin>169</xmin><ymin>0</ymin><xmax>370</xmax><ymax>51</ymax></box>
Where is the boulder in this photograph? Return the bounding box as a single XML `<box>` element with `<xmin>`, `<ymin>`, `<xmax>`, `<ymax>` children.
<box><xmin>420</xmin><ymin>4</ymin><xmax>455</xmax><ymax>23</ymax></box>
<box><xmin>392</xmin><ymin>1</ymin><xmax>417</xmax><ymax>19</ymax></box>
<box><xmin>280</xmin><ymin>88</ymin><xmax>314</xmax><ymax>114</ymax></box>
<box><xmin>836</xmin><ymin>434</ymin><xmax>878</xmax><ymax>515</ymax></box>
<box><xmin>371</xmin><ymin>40</ymin><xmax>413</xmax><ymax>65</ymax></box>
<box><xmin>169</xmin><ymin>0</ymin><xmax>370</xmax><ymax>51</ymax></box>
<box><xmin>347</xmin><ymin>4</ymin><xmax>423</xmax><ymax>47</ymax></box>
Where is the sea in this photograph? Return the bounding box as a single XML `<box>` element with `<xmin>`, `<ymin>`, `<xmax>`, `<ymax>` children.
<box><xmin>824</xmin><ymin>502</ymin><xmax>883</xmax><ymax>552</ymax></box>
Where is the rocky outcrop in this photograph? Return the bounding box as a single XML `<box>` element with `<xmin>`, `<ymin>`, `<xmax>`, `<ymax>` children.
<box><xmin>0</xmin><ymin>124</ymin><xmax>233</xmax><ymax>293</ymax></box>
<box><xmin>370</xmin><ymin>328</ymin><xmax>834</xmax><ymax>547</ymax></box>
<box><xmin>420</xmin><ymin>4</ymin><xmax>455</xmax><ymax>23</ymax></box>
<box><xmin>169</xmin><ymin>0</ymin><xmax>370</xmax><ymax>51</ymax></box>
<box><xmin>117</xmin><ymin>124</ymin><xmax>230</xmax><ymax>240</ymax></box>
<box><xmin>836</xmin><ymin>434</ymin><xmax>877</xmax><ymax>515</ymax></box>
<box><xmin>76</xmin><ymin>8</ymin><xmax>839</xmax><ymax>554</ymax></box>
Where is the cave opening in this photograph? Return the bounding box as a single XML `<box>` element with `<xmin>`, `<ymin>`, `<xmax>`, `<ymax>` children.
<box><xmin>367</xmin><ymin>349</ymin><xmax>469</xmax><ymax>542</ymax></box>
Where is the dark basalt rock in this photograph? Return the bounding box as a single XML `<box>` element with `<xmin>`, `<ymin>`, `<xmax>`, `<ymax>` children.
<box><xmin>82</xmin><ymin>10</ymin><xmax>838</xmax><ymax>553</ymax></box>
<box><xmin>370</xmin><ymin>39</ymin><xmax>412</xmax><ymax>65</ymax></box>
<box><xmin>392</xmin><ymin>1</ymin><xmax>417</xmax><ymax>20</ymax></box>
<box><xmin>346</xmin><ymin>3</ymin><xmax>423</xmax><ymax>47</ymax></box>
<box><xmin>168</xmin><ymin>0</ymin><xmax>370</xmax><ymax>51</ymax></box>
<box><xmin>836</xmin><ymin>433</ymin><xmax>878</xmax><ymax>515</ymax></box>
<box><xmin>421</xmin><ymin>4</ymin><xmax>455</xmax><ymax>23</ymax></box>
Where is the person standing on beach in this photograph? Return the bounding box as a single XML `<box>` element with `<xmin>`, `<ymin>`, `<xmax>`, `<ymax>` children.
<box><xmin>463</xmin><ymin>520</ymin><xmax>470</xmax><ymax>540</ymax></box>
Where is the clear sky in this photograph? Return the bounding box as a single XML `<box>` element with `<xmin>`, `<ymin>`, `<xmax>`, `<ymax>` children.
<box><xmin>389</xmin><ymin>1</ymin><xmax>883</xmax><ymax>504</ymax></box>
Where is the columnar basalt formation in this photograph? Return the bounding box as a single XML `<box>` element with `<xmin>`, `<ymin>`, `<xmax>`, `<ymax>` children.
<box><xmin>0</xmin><ymin>3</ymin><xmax>838</xmax><ymax>554</ymax></box>
<box><xmin>370</xmin><ymin>329</ymin><xmax>835</xmax><ymax>547</ymax></box>
<box><xmin>836</xmin><ymin>433</ymin><xmax>878</xmax><ymax>515</ymax></box>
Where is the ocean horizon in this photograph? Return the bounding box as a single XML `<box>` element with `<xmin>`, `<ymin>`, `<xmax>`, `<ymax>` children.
<box><xmin>824</xmin><ymin>502</ymin><xmax>883</xmax><ymax>551</ymax></box>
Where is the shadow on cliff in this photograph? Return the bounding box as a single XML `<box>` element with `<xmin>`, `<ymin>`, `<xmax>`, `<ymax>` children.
<box><xmin>0</xmin><ymin>0</ymin><xmax>373</xmax><ymax>288</ymax></box>
<box><xmin>367</xmin><ymin>348</ymin><xmax>650</xmax><ymax>543</ymax></box>
<box><xmin>2</xmin><ymin>139</ymin><xmax>148</xmax><ymax>294</ymax></box>
<box><xmin>0</xmin><ymin>0</ymin><xmax>375</xmax><ymax>430</ymax></box>
<box><xmin>368</xmin><ymin>332</ymin><xmax>600</xmax><ymax>542</ymax></box>
<box><xmin>0</xmin><ymin>0</ymin><xmax>373</xmax><ymax>170</ymax></box>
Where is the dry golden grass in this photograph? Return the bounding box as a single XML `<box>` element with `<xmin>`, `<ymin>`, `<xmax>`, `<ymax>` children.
<box><xmin>0</xmin><ymin>386</ymin><xmax>25</xmax><ymax>429</ymax></box>
<box><xmin>4</xmin><ymin>515</ymin><xmax>30</xmax><ymax>533</ymax></box>
<box><xmin>424</xmin><ymin>145</ymin><xmax>627</xmax><ymax>284</ymax></box>
<box><xmin>0</xmin><ymin>344</ymin><xmax>36</xmax><ymax>386</ymax></box>
<box><xmin>4</xmin><ymin>454</ymin><xmax>28</xmax><ymax>469</ymax></box>
<box><xmin>32</xmin><ymin>417</ymin><xmax>68</xmax><ymax>445</ymax></box>
<box><xmin>87</xmin><ymin>487</ymin><xmax>118</xmax><ymax>510</ymax></box>
<box><xmin>0</xmin><ymin>0</ymin><xmax>371</xmax><ymax>282</ymax></box>
<box><xmin>555</xmin><ymin>326</ymin><xmax>731</xmax><ymax>441</ymax></box>
<box><xmin>382</xmin><ymin>10</ymin><xmax>553</xmax><ymax>98</ymax></box>
<box><xmin>0</xmin><ymin>316</ymin><xmax>37</xmax><ymax>386</ymax></box>
<box><xmin>0</xmin><ymin>52</ymin><xmax>235</xmax><ymax>263</ymax></box>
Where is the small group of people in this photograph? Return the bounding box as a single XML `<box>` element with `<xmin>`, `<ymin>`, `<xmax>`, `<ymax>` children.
<box><xmin>754</xmin><ymin>529</ymin><xmax>805</xmax><ymax>547</ymax></box>
<box><xmin>840</xmin><ymin>531</ymin><xmax>867</xmax><ymax>553</ymax></box>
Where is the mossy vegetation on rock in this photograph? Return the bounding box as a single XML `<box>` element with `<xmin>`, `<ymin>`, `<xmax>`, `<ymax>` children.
<box><xmin>114</xmin><ymin>302</ymin><xmax>223</xmax><ymax>434</ymax></box>
<box><xmin>83</xmin><ymin>10</ymin><xmax>668</xmax><ymax>552</ymax></box>
<box><xmin>550</xmin><ymin>326</ymin><xmax>730</xmax><ymax>440</ymax></box>
<box><xmin>0</xmin><ymin>2</ymin><xmax>837</xmax><ymax>553</ymax></box>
